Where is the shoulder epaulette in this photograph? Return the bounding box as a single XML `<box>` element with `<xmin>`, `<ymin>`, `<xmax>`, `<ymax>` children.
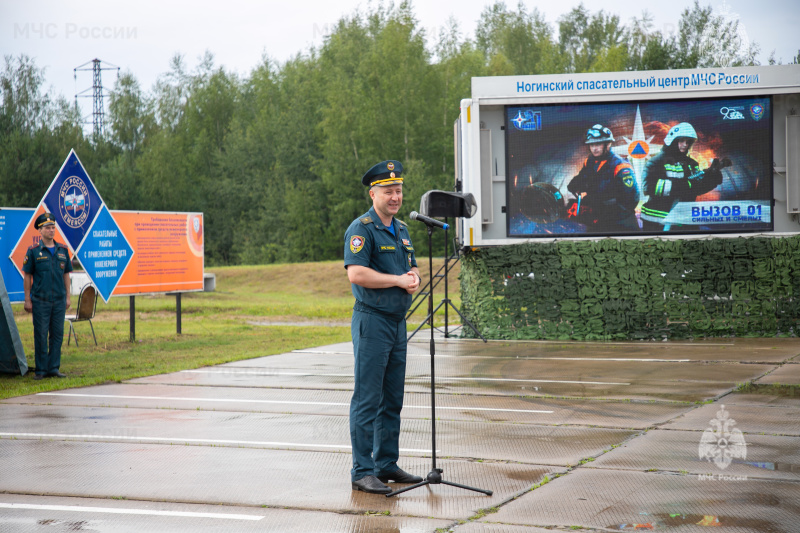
<box><xmin>397</xmin><ymin>219</ymin><xmax>407</xmax><ymax>227</ymax></box>
<box><xmin>360</xmin><ymin>216</ymin><xmax>372</xmax><ymax>225</ymax></box>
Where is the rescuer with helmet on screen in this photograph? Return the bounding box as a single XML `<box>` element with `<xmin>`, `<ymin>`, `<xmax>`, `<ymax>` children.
<box><xmin>640</xmin><ymin>122</ymin><xmax>727</xmax><ymax>232</ymax></box>
<box><xmin>567</xmin><ymin>124</ymin><xmax>640</xmax><ymax>233</ymax></box>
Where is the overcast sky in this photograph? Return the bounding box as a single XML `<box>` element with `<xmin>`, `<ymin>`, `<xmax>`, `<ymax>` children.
<box><xmin>2</xmin><ymin>0</ymin><xmax>798</xmax><ymax>119</ymax></box>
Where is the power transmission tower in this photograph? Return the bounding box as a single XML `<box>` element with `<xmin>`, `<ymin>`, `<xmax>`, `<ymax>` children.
<box><xmin>74</xmin><ymin>58</ymin><xmax>119</xmax><ymax>139</ymax></box>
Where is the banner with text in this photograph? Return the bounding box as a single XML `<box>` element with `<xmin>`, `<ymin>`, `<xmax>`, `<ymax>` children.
<box><xmin>109</xmin><ymin>211</ymin><xmax>204</xmax><ymax>297</ymax></box>
<box><xmin>4</xmin><ymin>208</ymin><xmax>203</xmax><ymax>302</ymax></box>
<box><xmin>5</xmin><ymin>150</ymin><xmax>203</xmax><ymax>303</ymax></box>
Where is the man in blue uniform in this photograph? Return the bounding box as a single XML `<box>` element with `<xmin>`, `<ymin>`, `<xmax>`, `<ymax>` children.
<box><xmin>23</xmin><ymin>213</ymin><xmax>72</xmax><ymax>380</ymax></box>
<box><xmin>344</xmin><ymin>160</ymin><xmax>423</xmax><ymax>494</ymax></box>
<box><xmin>567</xmin><ymin>124</ymin><xmax>640</xmax><ymax>233</ymax></box>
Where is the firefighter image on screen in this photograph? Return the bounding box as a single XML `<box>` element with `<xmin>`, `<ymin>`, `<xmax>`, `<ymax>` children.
<box><xmin>640</xmin><ymin>122</ymin><xmax>726</xmax><ymax>232</ymax></box>
<box><xmin>566</xmin><ymin>124</ymin><xmax>640</xmax><ymax>233</ymax></box>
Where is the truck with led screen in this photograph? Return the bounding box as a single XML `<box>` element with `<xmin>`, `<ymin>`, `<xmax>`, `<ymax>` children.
<box><xmin>453</xmin><ymin>65</ymin><xmax>800</xmax><ymax>248</ymax></box>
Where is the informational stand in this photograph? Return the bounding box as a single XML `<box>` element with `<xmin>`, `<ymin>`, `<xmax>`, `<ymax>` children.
<box><xmin>0</xmin><ymin>266</ymin><xmax>27</xmax><ymax>375</ymax></box>
<box><xmin>0</xmin><ymin>208</ymin><xmax>34</xmax><ymax>303</ymax></box>
<box><xmin>4</xmin><ymin>151</ymin><xmax>205</xmax><ymax>341</ymax></box>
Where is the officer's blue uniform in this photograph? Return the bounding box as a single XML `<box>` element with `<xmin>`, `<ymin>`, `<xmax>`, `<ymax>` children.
<box><xmin>23</xmin><ymin>227</ymin><xmax>72</xmax><ymax>377</ymax></box>
<box><xmin>344</xmin><ymin>164</ymin><xmax>417</xmax><ymax>483</ymax></box>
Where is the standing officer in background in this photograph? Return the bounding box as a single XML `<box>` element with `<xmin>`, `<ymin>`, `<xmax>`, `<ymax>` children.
<box><xmin>344</xmin><ymin>160</ymin><xmax>423</xmax><ymax>494</ymax></box>
<box><xmin>23</xmin><ymin>213</ymin><xmax>72</xmax><ymax>380</ymax></box>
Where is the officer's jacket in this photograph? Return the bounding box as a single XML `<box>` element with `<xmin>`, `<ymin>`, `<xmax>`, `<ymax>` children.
<box><xmin>23</xmin><ymin>241</ymin><xmax>73</xmax><ymax>302</ymax></box>
<box><xmin>567</xmin><ymin>152</ymin><xmax>639</xmax><ymax>224</ymax></box>
<box><xmin>344</xmin><ymin>207</ymin><xmax>417</xmax><ymax>319</ymax></box>
<box><xmin>641</xmin><ymin>148</ymin><xmax>701</xmax><ymax>223</ymax></box>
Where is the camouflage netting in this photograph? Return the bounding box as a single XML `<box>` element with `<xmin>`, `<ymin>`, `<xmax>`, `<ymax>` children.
<box><xmin>459</xmin><ymin>236</ymin><xmax>800</xmax><ymax>340</ymax></box>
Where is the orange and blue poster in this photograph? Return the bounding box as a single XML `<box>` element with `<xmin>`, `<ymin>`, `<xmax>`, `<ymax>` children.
<box><xmin>109</xmin><ymin>211</ymin><xmax>204</xmax><ymax>296</ymax></box>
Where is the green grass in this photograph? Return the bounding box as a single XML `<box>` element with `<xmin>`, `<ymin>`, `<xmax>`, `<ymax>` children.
<box><xmin>734</xmin><ymin>381</ymin><xmax>800</xmax><ymax>398</ymax></box>
<box><xmin>3</xmin><ymin>259</ymin><xmax>460</xmax><ymax>400</ymax></box>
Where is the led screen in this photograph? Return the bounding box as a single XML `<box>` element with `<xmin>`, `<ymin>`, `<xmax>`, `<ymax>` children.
<box><xmin>505</xmin><ymin>96</ymin><xmax>772</xmax><ymax>237</ymax></box>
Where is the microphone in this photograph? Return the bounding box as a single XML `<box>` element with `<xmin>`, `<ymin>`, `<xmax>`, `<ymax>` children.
<box><xmin>409</xmin><ymin>211</ymin><xmax>449</xmax><ymax>230</ymax></box>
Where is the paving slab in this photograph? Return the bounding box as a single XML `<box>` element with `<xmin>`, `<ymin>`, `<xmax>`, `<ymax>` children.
<box><xmin>266</xmin><ymin>336</ymin><xmax>800</xmax><ymax>363</ymax></box>
<box><xmin>4</xmin><ymin>336</ymin><xmax>799</xmax><ymax>531</ymax></box>
<box><xmin>448</xmin><ymin>524</ymin><xmax>552</xmax><ymax>533</ymax></box>
<box><xmin>435</xmin><ymin>379</ymin><xmax>745</xmax><ymax>403</ymax></box>
<box><xmin>589</xmin><ymin>429</ymin><xmax>800</xmax><ymax>481</ymax></box>
<box><xmin>222</xmin><ymin>350</ymin><xmax>778</xmax><ymax>385</ymax></box>
<box><xmin>1</xmin><ymin>383</ymin><xmax>694</xmax><ymax>429</ymax></box>
<box><xmin>0</xmin><ymin>440</ymin><xmax>549</xmax><ymax>521</ymax></box>
<box><xmin>2</xmin><ymin>384</ymin><xmax>360</xmax><ymax>417</ymax></box>
<box><xmin>285</xmin><ymin>344</ymin><xmax>738</xmax><ymax>361</ymax></box>
<box><xmin>440</xmin><ymin>358</ymin><xmax>772</xmax><ymax>388</ymax></box>
<box><xmin>406</xmin><ymin>336</ymin><xmax>800</xmax><ymax>362</ymax></box>
<box><xmin>721</xmin><ymin>392</ymin><xmax>800</xmax><ymax>408</ymax></box>
<box><xmin>485</xmin><ymin>469</ymin><xmax>800</xmax><ymax>531</ymax></box>
<box><xmin>0</xmin><ymin>404</ymin><xmax>637</xmax><ymax>465</ymax></box>
<box><xmin>387</xmin><ymin>336</ymin><xmax>798</xmax><ymax>362</ymax></box>
<box><xmin>662</xmin><ymin>402</ymin><xmax>800</xmax><ymax>435</ymax></box>
<box><xmin>301</xmin><ymin>340</ymin><xmax>353</xmax><ymax>353</ymax></box>
<box><xmin>756</xmin><ymin>362</ymin><xmax>800</xmax><ymax>385</ymax></box>
<box><xmin>128</xmin><ymin>357</ymin><xmax>774</xmax><ymax>402</ymax></box>
<box><xmin>0</xmin><ymin>493</ymin><xmax>452</xmax><ymax>533</ymax></box>
<box><xmin>124</xmin><ymin>371</ymin><xmax>749</xmax><ymax>402</ymax></box>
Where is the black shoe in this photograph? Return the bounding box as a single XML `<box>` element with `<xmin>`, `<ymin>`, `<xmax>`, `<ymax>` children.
<box><xmin>33</xmin><ymin>374</ymin><xmax>45</xmax><ymax>381</ymax></box>
<box><xmin>48</xmin><ymin>372</ymin><xmax>67</xmax><ymax>378</ymax></box>
<box><xmin>377</xmin><ymin>468</ymin><xmax>423</xmax><ymax>484</ymax></box>
<box><xmin>351</xmin><ymin>475</ymin><xmax>391</xmax><ymax>494</ymax></box>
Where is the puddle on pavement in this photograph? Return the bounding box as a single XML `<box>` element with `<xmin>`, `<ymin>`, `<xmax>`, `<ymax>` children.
<box><xmin>741</xmin><ymin>460</ymin><xmax>800</xmax><ymax>474</ymax></box>
<box><xmin>609</xmin><ymin>513</ymin><xmax>777</xmax><ymax>530</ymax></box>
<box><xmin>38</xmin><ymin>519</ymin><xmax>92</xmax><ymax>530</ymax></box>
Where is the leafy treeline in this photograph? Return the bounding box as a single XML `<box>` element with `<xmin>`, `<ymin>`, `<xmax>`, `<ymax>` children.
<box><xmin>1</xmin><ymin>1</ymin><xmax>789</xmax><ymax>265</ymax></box>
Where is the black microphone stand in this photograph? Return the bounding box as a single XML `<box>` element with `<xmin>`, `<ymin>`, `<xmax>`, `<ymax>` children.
<box><xmin>407</xmin><ymin>220</ymin><xmax>486</xmax><ymax>342</ymax></box>
<box><xmin>387</xmin><ymin>223</ymin><xmax>492</xmax><ymax>498</ymax></box>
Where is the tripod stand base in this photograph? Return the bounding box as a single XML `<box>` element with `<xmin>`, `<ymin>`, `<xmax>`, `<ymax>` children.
<box><xmin>390</xmin><ymin>227</ymin><xmax>493</xmax><ymax>500</ymax></box>
<box><xmin>386</xmin><ymin>468</ymin><xmax>493</xmax><ymax>497</ymax></box>
<box><xmin>408</xmin><ymin>298</ymin><xmax>487</xmax><ymax>342</ymax></box>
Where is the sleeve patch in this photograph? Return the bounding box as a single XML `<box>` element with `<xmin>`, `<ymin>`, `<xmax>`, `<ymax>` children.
<box><xmin>350</xmin><ymin>235</ymin><xmax>365</xmax><ymax>254</ymax></box>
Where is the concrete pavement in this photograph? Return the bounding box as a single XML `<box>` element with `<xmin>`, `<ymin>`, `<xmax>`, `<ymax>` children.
<box><xmin>1</xmin><ymin>335</ymin><xmax>798</xmax><ymax>532</ymax></box>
